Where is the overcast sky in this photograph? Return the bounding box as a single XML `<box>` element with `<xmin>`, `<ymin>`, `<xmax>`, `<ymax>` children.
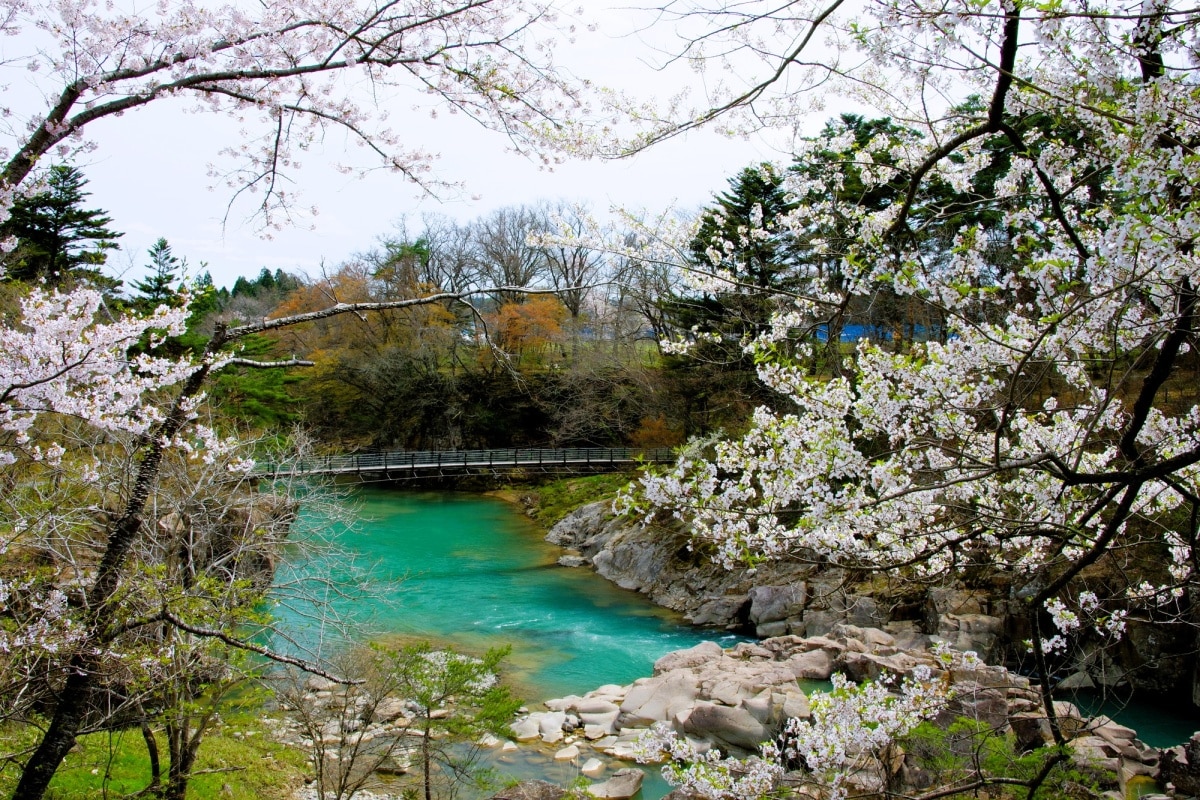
<box><xmin>38</xmin><ymin>5</ymin><xmax>803</xmax><ymax>291</ymax></box>
<box><xmin>83</xmin><ymin>106</ymin><xmax>783</xmax><ymax>290</ymax></box>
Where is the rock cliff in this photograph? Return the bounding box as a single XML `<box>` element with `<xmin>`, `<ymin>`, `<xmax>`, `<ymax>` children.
<box><xmin>547</xmin><ymin>501</ymin><xmax>1010</xmax><ymax>663</ymax></box>
<box><xmin>547</xmin><ymin>501</ymin><xmax>1199</xmax><ymax>700</ymax></box>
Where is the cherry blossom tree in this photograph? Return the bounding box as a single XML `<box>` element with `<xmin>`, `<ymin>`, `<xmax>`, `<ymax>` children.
<box><xmin>608</xmin><ymin>0</ymin><xmax>1200</xmax><ymax>795</ymax></box>
<box><xmin>0</xmin><ymin>3</ymin><xmax>600</xmax><ymax>797</ymax></box>
<box><xmin>0</xmin><ymin>0</ymin><xmax>591</xmax><ymax>230</ymax></box>
<box><xmin>0</xmin><ymin>285</ymin><xmax>547</xmax><ymax>800</ymax></box>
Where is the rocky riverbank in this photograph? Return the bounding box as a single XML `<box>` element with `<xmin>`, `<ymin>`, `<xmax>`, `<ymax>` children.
<box><xmin>547</xmin><ymin>502</ymin><xmax>1009</xmax><ymax>660</ymax></box>
<box><xmin>510</xmin><ymin>627</ymin><xmax>1182</xmax><ymax>800</ymax></box>
<box><xmin>548</xmin><ymin>501</ymin><xmax>1200</xmax><ymax>701</ymax></box>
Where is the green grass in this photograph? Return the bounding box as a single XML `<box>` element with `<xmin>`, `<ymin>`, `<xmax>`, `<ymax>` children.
<box><xmin>1</xmin><ymin>713</ymin><xmax>309</xmax><ymax>800</ymax></box>
<box><xmin>518</xmin><ymin>472</ymin><xmax>641</xmax><ymax>529</ymax></box>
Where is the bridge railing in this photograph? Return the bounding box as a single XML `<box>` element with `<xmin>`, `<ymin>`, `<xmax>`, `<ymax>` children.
<box><xmin>257</xmin><ymin>447</ymin><xmax>677</xmax><ymax>477</ymax></box>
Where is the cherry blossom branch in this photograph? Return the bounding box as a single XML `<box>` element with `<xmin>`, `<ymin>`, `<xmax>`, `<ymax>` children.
<box><xmin>225</xmin><ymin>357</ymin><xmax>315</xmax><ymax>368</ymax></box>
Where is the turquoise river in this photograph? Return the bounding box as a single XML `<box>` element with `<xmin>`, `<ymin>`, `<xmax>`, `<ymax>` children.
<box><xmin>275</xmin><ymin>485</ymin><xmax>1198</xmax><ymax>795</ymax></box>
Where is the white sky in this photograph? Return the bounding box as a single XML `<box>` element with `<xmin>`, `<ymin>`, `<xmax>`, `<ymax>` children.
<box><xmin>45</xmin><ymin>5</ymin><xmax>808</xmax><ymax>291</ymax></box>
<box><xmin>84</xmin><ymin>104</ymin><xmax>785</xmax><ymax>290</ymax></box>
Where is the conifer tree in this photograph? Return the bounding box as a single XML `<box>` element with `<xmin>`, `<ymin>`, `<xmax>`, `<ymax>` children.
<box><xmin>131</xmin><ymin>237</ymin><xmax>185</xmax><ymax>310</ymax></box>
<box><xmin>0</xmin><ymin>165</ymin><xmax>122</xmax><ymax>288</ymax></box>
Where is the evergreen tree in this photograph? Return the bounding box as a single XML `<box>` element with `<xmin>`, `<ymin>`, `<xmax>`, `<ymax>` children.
<box><xmin>131</xmin><ymin>237</ymin><xmax>185</xmax><ymax>310</ymax></box>
<box><xmin>689</xmin><ymin>163</ymin><xmax>802</xmax><ymax>298</ymax></box>
<box><xmin>670</xmin><ymin>164</ymin><xmax>802</xmax><ymax>344</ymax></box>
<box><xmin>0</xmin><ymin>164</ymin><xmax>123</xmax><ymax>287</ymax></box>
<box><xmin>657</xmin><ymin>165</ymin><xmax>803</xmax><ymax>435</ymax></box>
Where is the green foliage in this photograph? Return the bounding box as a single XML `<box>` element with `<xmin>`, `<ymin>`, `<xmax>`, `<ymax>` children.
<box><xmin>898</xmin><ymin>718</ymin><xmax>1115</xmax><ymax>799</ymax></box>
<box><xmin>132</xmin><ymin>238</ymin><xmax>186</xmax><ymax>311</ymax></box>
<box><xmin>0</xmin><ymin>715</ymin><xmax>308</xmax><ymax>800</ymax></box>
<box><xmin>521</xmin><ymin>473</ymin><xmax>642</xmax><ymax>528</ymax></box>
<box><xmin>396</xmin><ymin>642</ymin><xmax>521</xmax><ymax>800</ymax></box>
<box><xmin>210</xmin><ymin>334</ymin><xmax>303</xmax><ymax>430</ymax></box>
<box><xmin>230</xmin><ymin>268</ymin><xmax>302</xmax><ymax>300</ymax></box>
<box><xmin>0</xmin><ymin>164</ymin><xmax>123</xmax><ymax>290</ymax></box>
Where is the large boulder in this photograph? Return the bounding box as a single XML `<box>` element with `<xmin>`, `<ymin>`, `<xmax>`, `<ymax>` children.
<box><xmin>654</xmin><ymin>641</ymin><xmax>725</xmax><ymax>674</ymax></box>
<box><xmin>936</xmin><ymin>613</ymin><xmax>1004</xmax><ymax>663</ymax></box>
<box><xmin>586</xmin><ymin>769</ymin><xmax>644</xmax><ymax>799</ymax></box>
<box><xmin>748</xmin><ymin>584</ymin><xmax>807</xmax><ymax>626</ymax></box>
<box><xmin>618</xmin><ymin>671</ymin><xmax>699</xmax><ymax>727</ymax></box>
<box><xmin>491</xmin><ymin>781</ymin><xmax>566</xmax><ymax>800</ymax></box>
<box><xmin>681</xmin><ymin>701</ymin><xmax>772</xmax><ymax>753</ymax></box>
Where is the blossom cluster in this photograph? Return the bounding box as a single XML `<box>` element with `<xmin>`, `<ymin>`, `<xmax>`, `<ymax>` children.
<box><xmin>634</xmin><ymin>723</ymin><xmax>785</xmax><ymax>800</ymax></box>
<box><xmin>635</xmin><ymin>663</ymin><xmax>954</xmax><ymax>800</ymax></box>
<box><xmin>0</xmin><ymin>288</ymin><xmax>195</xmax><ymax>461</ymax></box>
<box><xmin>3</xmin><ymin>0</ymin><xmax>595</xmax><ymax>227</ymax></box>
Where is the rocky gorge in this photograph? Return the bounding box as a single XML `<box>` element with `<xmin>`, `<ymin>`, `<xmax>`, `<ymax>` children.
<box><xmin>522</xmin><ymin>498</ymin><xmax>1200</xmax><ymax>798</ymax></box>
<box><xmin>265</xmin><ymin>492</ymin><xmax>1200</xmax><ymax>800</ymax></box>
<box><xmin>546</xmin><ymin>501</ymin><xmax>1200</xmax><ymax>702</ymax></box>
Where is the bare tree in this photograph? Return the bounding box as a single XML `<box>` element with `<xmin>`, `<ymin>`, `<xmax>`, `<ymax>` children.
<box><xmin>536</xmin><ymin>201</ymin><xmax>606</xmax><ymax>322</ymax></box>
<box><xmin>472</xmin><ymin>206</ymin><xmax>551</xmax><ymax>303</ymax></box>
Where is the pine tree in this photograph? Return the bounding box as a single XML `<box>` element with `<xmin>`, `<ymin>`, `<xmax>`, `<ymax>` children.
<box><xmin>0</xmin><ymin>164</ymin><xmax>123</xmax><ymax>287</ymax></box>
<box><xmin>674</xmin><ymin>164</ymin><xmax>802</xmax><ymax>345</ymax></box>
<box><xmin>131</xmin><ymin>237</ymin><xmax>184</xmax><ymax>310</ymax></box>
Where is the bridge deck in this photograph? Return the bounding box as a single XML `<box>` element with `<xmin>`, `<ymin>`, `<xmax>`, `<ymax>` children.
<box><xmin>257</xmin><ymin>447</ymin><xmax>676</xmax><ymax>477</ymax></box>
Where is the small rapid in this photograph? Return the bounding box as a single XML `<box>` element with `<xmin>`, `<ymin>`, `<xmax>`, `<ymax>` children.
<box><xmin>275</xmin><ymin>486</ymin><xmax>746</xmax><ymax>701</ymax></box>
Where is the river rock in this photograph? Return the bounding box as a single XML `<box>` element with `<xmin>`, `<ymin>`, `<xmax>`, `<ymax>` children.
<box><xmin>1056</xmin><ymin>670</ymin><xmax>1095</xmax><ymax>690</ymax></box>
<box><xmin>372</xmin><ymin>697</ymin><xmax>409</xmax><ymax>724</ymax></box>
<box><xmin>618</xmin><ymin>671</ymin><xmax>698</xmax><ymax>728</ymax></box>
<box><xmin>940</xmin><ymin>686</ymin><xmax>1009</xmax><ymax>730</ymax></box>
<box><xmin>554</xmin><ymin>744</ymin><xmax>580</xmax><ymax>760</ymax></box>
<box><xmin>749</xmin><ymin>584</ymin><xmax>807</xmax><ymax>626</ymax></box>
<box><xmin>837</xmin><ymin>650</ymin><xmax>924</xmax><ymax>683</ymax></box>
<box><xmin>545</xmin><ymin>695</ymin><xmax>583</xmax><ymax>712</ymax></box>
<box><xmin>601</xmin><ymin>730</ymin><xmax>646</xmax><ymax>759</ymax></box>
<box><xmin>490</xmin><ymin>780</ymin><xmax>566</xmax><ymax>800</ymax></box>
<box><xmin>537</xmin><ymin>711</ymin><xmax>568</xmax><ymax>743</ymax></box>
<box><xmin>654</xmin><ymin>641</ymin><xmax>725</xmax><ymax>674</ymax></box>
<box><xmin>681</xmin><ymin>701</ymin><xmax>771</xmax><ymax>753</ymax></box>
<box><xmin>586</xmin><ymin>768</ymin><xmax>644</xmax><ymax>799</ymax></box>
<box><xmin>1010</xmin><ymin>712</ymin><xmax>1054</xmax><ymax>751</ymax></box>
<box><xmin>688</xmin><ymin>596</ymin><xmax>750</xmax><ymax>627</ymax></box>
<box><xmin>936</xmin><ymin>613</ymin><xmax>1004</xmax><ymax>663</ymax></box>
<box><xmin>510</xmin><ymin>718</ymin><xmax>540</xmax><ymax>741</ymax></box>
<box><xmin>1159</xmin><ymin>733</ymin><xmax>1200</xmax><ymax>796</ymax></box>
<box><xmin>580</xmin><ymin>758</ymin><xmax>605</xmax><ymax>777</ymax></box>
<box><xmin>784</xmin><ymin>648</ymin><xmax>834</xmax><ymax>680</ymax></box>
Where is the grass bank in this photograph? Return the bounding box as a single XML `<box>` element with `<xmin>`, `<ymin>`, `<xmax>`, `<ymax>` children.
<box><xmin>0</xmin><ymin>711</ymin><xmax>309</xmax><ymax>800</ymax></box>
<box><xmin>489</xmin><ymin>472</ymin><xmax>639</xmax><ymax>531</ymax></box>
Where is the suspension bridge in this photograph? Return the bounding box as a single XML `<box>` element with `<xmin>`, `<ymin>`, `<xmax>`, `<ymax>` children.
<box><xmin>255</xmin><ymin>446</ymin><xmax>677</xmax><ymax>480</ymax></box>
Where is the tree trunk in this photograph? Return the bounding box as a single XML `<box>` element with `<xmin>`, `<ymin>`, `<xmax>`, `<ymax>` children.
<box><xmin>141</xmin><ymin>721</ymin><xmax>161</xmax><ymax>793</ymax></box>
<box><xmin>10</xmin><ymin>665</ymin><xmax>95</xmax><ymax>800</ymax></box>
<box><xmin>12</xmin><ymin>330</ymin><xmax>226</xmax><ymax>800</ymax></box>
<box><xmin>164</xmin><ymin>719</ymin><xmax>198</xmax><ymax>800</ymax></box>
<box><xmin>423</xmin><ymin>718</ymin><xmax>433</xmax><ymax>800</ymax></box>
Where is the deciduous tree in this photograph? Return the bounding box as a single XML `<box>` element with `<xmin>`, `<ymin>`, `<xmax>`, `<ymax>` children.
<box><xmin>615</xmin><ymin>0</ymin><xmax>1200</xmax><ymax>796</ymax></box>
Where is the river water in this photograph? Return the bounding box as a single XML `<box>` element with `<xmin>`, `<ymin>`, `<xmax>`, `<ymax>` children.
<box><xmin>277</xmin><ymin>487</ymin><xmax>744</xmax><ymax>699</ymax></box>
<box><xmin>273</xmin><ymin>486</ymin><xmax>748</xmax><ymax>797</ymax></box>
<box><xmin>274</xmin><ymin>485</ymin><xmax>1197</xmax><ymax>796</ymax></box>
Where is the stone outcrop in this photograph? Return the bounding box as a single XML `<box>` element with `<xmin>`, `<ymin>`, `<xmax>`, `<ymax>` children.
<box><xmin>511</xmin><ymin>630</ymin><xmax>1167</xmax><ymax>800</ymax></box>
<box><xmin>490</xmin><ymin>781</ymin><xmax>566</xmax><ymax>800</ymax></box>
<box><xmin>547</xmin><ymin>502</ymin><xmax>1008</xmax><ymax>663</ymax></box>
<box><xmin>548</xmin><ymin>501</ymin><xmax>1200</xmax><ymax>699</ymax></box>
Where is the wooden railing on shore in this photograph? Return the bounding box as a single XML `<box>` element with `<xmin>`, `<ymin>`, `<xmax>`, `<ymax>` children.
<box><xmin>256</xmin><ymin>447</ymin><xmax>677</xmax><ymax>478</ymax></box>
